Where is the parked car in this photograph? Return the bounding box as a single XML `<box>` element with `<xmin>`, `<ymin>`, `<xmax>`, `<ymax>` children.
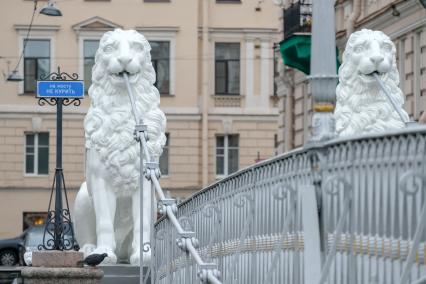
<box><xmin>0</xmin><ymin>226</ymin><xmax>78</xmax><ymax>266</ymax></box>
<box><xmin>0</xmin><ymin>232</ymin><xmax>25</xmax><ymax>266</ymax></box>
<box><xmin>22</xmin><ymin>226</ymin><xmax>45</xmax><ymax>266</ymax></box>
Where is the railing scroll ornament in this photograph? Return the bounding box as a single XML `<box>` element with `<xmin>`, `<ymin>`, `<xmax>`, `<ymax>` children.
<box><xmin>398</xmin><ymin>171</ymin><xmax>426</xmax><ymax>284</ymax></box>
<box><xmin>319</xmin><ymin>175</ymin><xmax>352</xmax><ymax>284</ymax></box>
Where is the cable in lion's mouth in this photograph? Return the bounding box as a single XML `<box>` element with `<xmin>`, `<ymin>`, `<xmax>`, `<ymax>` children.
<box><xmin>118</xmin><ymin>71</ymin><xmax>130</xmax><ymax>76</ymax></box>
<box><xmin>111</xmin><ymin>71</ymin><xmax>137</xmax><ymax>80</ymax></box>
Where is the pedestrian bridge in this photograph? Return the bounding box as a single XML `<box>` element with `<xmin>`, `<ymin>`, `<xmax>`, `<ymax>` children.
<box><xmin>153</xmin><ymin>126</ymin><xmax>426</xmax><ymax>284</ymax></box>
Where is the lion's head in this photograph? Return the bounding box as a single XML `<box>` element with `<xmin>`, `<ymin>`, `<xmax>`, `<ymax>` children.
<box><xmin>84</xmin><ymin>29</ymin><xmax>166</xmax><ymax>195</ymax></box>
<box><xmin>334</xmin><ymin>29</ymin><xmax>408</xmax><ymax>136</ymax></box>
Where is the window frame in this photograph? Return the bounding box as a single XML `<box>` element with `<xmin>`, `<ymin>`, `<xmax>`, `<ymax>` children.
<box><xmin>78</xmin><ymin>34</ymin><xmax>103</xmax><ymax>94</ymax></box>
<box><xmin>21</xmin><ymin>39</ymin><xmax>51</xmax><ymax>94</ymax></box>
<box><xmin>159</xmin><ymin>133</ymin><xmax>170</xmax><ymax>177</ymax></box>
<box><xmin>82</xmin><ymin>39</ymin><xmax>100</xmax><ymax>93</ymax></box>
<box><xmin>24</xmin><ymin>132</ymin><xmax>49</xmax><ymax>177</ymax></box>
<box><xmin>149</xmin><ymin>40</ymin><xmax>171</xmax><ymax>96</ymax></box>
<box><xmin>215</xmin><ymin>42</ymin><xmax>241</xmax><ymax>96</ymax></box>
<box><xmin>216</xmin><ymin>134</ymin><xmax>239</xmax><ymax>177</ymax></box>
<box><xmin>23</xmin><ymin>39</ymin><xmax>51</xmax><ymax>93</ymax></box>
<box><xmin>16</xmin><ymin>27</ymin><xmax>57</xmax><ymax>95</ymax></box>
<box><xmin>138</xmin><ymin>29</ymin><xmax>177</xmax><ymax>96</ymax></box>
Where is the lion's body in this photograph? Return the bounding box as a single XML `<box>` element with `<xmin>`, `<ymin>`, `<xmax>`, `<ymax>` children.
<box><xmin>334</xmin><ymin>29</ymin><xmax>408</xmax><ymax>136</ymax></box>
<box><xmin>74</xmin><ymin>29</ymin><xmax>166</xmax><ymax>265</ymax></box>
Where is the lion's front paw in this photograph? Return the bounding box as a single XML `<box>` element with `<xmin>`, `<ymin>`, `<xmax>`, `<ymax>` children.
<box><xmin>91</xmin><ymin>247</ymin><xmax>117</xmax><ymax>265</ymax></box>
<box><xmin>130</xmin><ymin>250</ymin><xmax>151</xmax><ymax>266</ymax></box>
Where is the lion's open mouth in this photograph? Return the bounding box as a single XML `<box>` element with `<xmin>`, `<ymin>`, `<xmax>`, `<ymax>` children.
<box><xmin>111</xmin><ymin>71</ymin><xmax>138</xmax><ymax>81</ymax></box>
<box><xmin>358</xmin><ymin>70</ymin><xmax>385</xmax><ymax>82</ymax></box>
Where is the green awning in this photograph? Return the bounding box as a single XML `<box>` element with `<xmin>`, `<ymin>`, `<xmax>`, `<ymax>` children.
<box><xmin>279</xmin><ymin>34</ymin><xmax>340</xmax><ymax>75</ymax></box>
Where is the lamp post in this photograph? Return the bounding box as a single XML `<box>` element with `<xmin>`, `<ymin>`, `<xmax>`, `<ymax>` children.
<box><xmin>308</xmin><ymin>0</ymin><xmax>338</xmax><ymax>142</ymax></box>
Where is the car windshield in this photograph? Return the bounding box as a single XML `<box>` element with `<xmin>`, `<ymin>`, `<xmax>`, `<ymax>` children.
<box><xmin>25</xmin><ymin>230</ymin><xmax>44</xmax><ymax>247</ymax></box>
<box><xmin>24</xmin><ymin>227</ymin><xmax>74</xmax><ymax>248</ymax></box>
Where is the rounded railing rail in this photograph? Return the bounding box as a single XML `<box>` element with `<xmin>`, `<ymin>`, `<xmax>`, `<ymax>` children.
<box><xmin>154</xmin><ymin>126</ymin><xmax>426</xmax><ymax>284</ymax></box>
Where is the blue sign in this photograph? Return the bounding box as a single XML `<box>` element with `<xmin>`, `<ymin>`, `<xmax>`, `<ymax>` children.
<box><xmin>37</xmin><ymin>81</ymin><xmax>84</xmax><ymax>98</ymax></box>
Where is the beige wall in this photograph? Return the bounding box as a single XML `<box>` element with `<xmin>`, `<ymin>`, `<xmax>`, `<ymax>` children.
<box><xmin>277</xmin><ymin>0</ymin><xmax>426</xmax><ymax>152</ymax></box>
<box><xmin>0</xmin><ymin>0</ymin><xmax>281</xmax><ymax>237</ymax></box>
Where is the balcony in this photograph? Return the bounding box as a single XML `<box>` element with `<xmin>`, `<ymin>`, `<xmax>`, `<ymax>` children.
<box><xmin>283</xmin><ymin>1</ymin><xmax>312</xmax><ymax>40</ymax></box>
<box><xmin>280</xmin><ymin>1</ymin><xmax>312</xmax><ymax>75</ymax></box>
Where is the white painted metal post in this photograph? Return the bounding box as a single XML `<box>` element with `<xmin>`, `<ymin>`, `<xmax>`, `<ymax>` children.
<box><xmin>301</xmin><ymin>186</ymin><xmax>322</xmax><ymax>283</ymax></box>
<box><xmin>309</xmin><ymin>0</ymin><xmax>338</xmax><ymax>142</ymax></box>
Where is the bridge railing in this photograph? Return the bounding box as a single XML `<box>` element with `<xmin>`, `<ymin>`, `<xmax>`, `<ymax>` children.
<box><xmin>154</xmin><ymin>127</ymin><xmax>426</xmax><ymax>284</ymax></box>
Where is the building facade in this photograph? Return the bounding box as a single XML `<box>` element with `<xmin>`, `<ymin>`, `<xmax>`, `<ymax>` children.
<box><xmin>276</xmin><ymin>0</ymin><xmax>426</xmax><ymax>153</ymax></box>
<box><xmin>0</xmin><ymin>0</ymin><xmax>281</xmax><ymax>238</ymax></box>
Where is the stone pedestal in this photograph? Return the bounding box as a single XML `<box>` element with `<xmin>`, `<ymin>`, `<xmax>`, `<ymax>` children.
<box><xmin>21</xmin><ymin>251</ymin><xmax>103</xmax><ymax>284</ymax></box>
<box><xmin>32</xmin><ymin>251</ymin><xmax>84</xmax><ymax>267</ymax></box>
<box><xmin>21</xmin><ymin>267</ymin><xmax>103</xmax><ymax>284</ymax></box>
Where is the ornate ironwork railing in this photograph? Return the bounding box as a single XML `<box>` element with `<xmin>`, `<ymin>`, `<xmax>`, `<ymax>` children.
<box><xmin>155</xmin><ymin>127</ymin><xmax>426</xmax><ymax>284</ymax></box>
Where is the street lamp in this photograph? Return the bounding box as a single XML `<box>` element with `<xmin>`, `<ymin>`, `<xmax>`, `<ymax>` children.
<box><xmin>6</xmin><ymin>70</ymin><xmax>24</xmax><ymax>82</ymax></box>
<box><xmin>39</xmin><ymin>0</ymin><xmax>62</xmax><ymax>17</ymax></box>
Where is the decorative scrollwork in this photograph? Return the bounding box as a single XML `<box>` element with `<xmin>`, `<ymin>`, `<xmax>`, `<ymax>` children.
<box><xmin>272</xmin><ymin>183</ymin><xmax>295</xmax><ymax>201</ymax></box>
<box><xmin>60</xmin><ymin>72</ymin><xmax>79</xmax><ymax>81</ymax></box>
<box><xmin>323</xmin><ymin>175</ymin><xmax>352</xmax><ymax>196</ymax></box>
<box><xmin>62</xmin><ymin>98</ymin><xmax>81</xmax><ymax>106</ymax></box>
<box><xmin>202</xmin><ymin>204</ymin><xmax>221</xmax><ymax>220</ymax></box>
<box><xmin>178</xmin><ymin>216</ymin><xmax>194</xmax><ymax>231</ymax></box>
<box><xmin>399</xmin><ymin>171</ymin><xmax>426</xmax><ymax>196</ymax></box>
<box><xmin>155</xmin><ymin>229</ymin><xmax>168</xmax><ymax>241</ymax></box>
<box><xmin>38</xmin><ymin>98</ymin><xmax>57</xmax><ymax>106</ymax></box>
<box><xmin>38</xmin><ymin>209</ymin><xmax>79</xmax><ymax>251</ymax></box>
<box><xmin>39</xmin><ymin>67</ymin><xmax>79</xmax><ymax>81</ymax></box>
<box><xmin>143</xmin><ymin>242</ymin><xmax>151</xmax><ymax>253</ymax></box>
<box><xmin>233</xmin><ymin>193</ymin><xmax>255</xmax><ymax>208</ymax></box>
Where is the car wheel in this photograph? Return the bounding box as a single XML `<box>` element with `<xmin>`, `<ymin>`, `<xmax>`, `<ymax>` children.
<box><xmin>0</xmin><ymin>250</ymin><xmax>18</xmax><ymax>266</ymax></box>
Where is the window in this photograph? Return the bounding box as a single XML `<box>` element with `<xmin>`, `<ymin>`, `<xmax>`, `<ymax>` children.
<box><xmin>23</xmin><ymin>212</ymin><xmax>47</xmax><ymax>231</ymax></box>
<box><xmin>273</xmin><ymin>44</ymin><xmax>280</xmax><ymax>97</ymax></box>
<box><xmin>159</xmin><ymin>133</ymin><xmax>169</xmax><ymax>175</ymax></box>
<box><xmin>215</xmin><ymin>43</ymin><xmax>240</xmax><ymax>95</ymax></box>
<box><xmin>25</xmin><ymin>133</ymin><xmax>49</xmax><ymax>175</ymax></box>
<box><xmin>216</xmin><ymin>134</ymin><xmax>239</xmax><ymax>176</ymax></box>
<box><xmin>84</xmin><ymin>40</ymin><xmax>100</xmax><ymax>92</ymax></box>
<box><xmin>150</xmin><ymin>41</ymin><xmax>170</xmax><ymax>95</ymax></box>
<box><xmin>24</xmin><ymin>40</ymin><xmax>50</xmax><ymax>93</ymax></box>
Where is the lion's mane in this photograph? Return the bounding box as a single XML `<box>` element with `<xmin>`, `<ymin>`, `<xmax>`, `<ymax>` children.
<box><xmin>84</xmin><ymin>29</ymin><xmax>166</xmax><ymax>196</ymax></box>
<box><xmin>334</xmin><ymin>29</ymin><xmax>408</xmax><ymax>136</ymax></box>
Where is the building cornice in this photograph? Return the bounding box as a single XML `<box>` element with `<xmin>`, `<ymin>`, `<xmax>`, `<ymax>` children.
<box><xmin>198</xmin><ymin>27</ymin><xmax>280</xmax><ymax>40</ymax></box>
<box><xmin>209</xmin><ymin>107</ymin><xmax>279</xmax><ymax>116</ymax></box>
<box><xmin>14</xmin><ymin>24</ymin><xmax>60</xmax><ymax>32</ymax></box>
<box><xmin>135</xmin><ymin>26</ymin><xmax>179</xmax><ymax>33</ymax></box>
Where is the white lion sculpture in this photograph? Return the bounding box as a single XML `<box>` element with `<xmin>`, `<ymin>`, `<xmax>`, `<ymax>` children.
<box><xmin>74</xmin><ymin>29</ymin><xmax>166</xmax><ymax>265</ymax></box>
<box><xmin>334</xmin><ymin>29</ymin><xmax>409</xmax><ymax>136</ymax></box>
